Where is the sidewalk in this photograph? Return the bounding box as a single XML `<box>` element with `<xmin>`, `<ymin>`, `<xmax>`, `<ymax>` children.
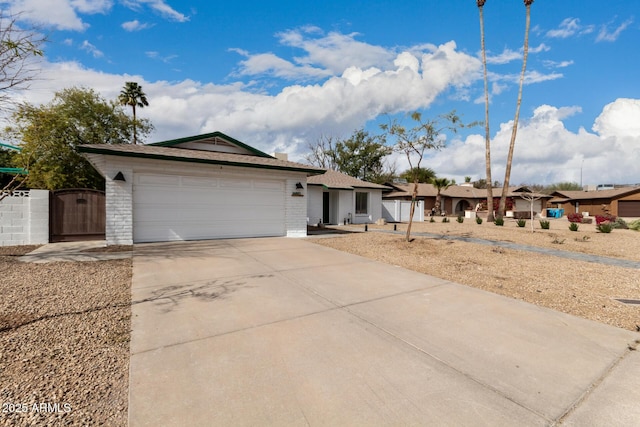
<box><xmin>19</xmin><ymin>240</ymin><xmax>132</xmax><ymax>263</ymax></box>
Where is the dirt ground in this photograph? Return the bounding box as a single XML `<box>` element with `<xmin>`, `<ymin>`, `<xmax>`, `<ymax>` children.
<box><xmin>0</xmin><ymin>248</ymin><xmax>131</xmax><ymax>426</ymax></box>
<box><xmin>309</xmin><ymin>218</ymin><xmax>640</xmax><ymax>332</ymax></box>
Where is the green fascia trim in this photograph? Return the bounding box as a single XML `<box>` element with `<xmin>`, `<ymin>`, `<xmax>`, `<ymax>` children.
<box><xmin>0</xmin><ymin>167</ymin><xmax>27</xmax><ymax>175</ymax></box>
<box><xmin>148</xmin><ymin>131</ymin><xmax>274</xmax><ymax>159</ymax></box>
<box><xmin>78</xmin><ymin>146</ymin><xmax>325</xmax><ymax>175</ymax></box>
<box><xmin>0</xmin><ymin>142</ymin><xmax>22</xmax><ymax>151</ymax></box>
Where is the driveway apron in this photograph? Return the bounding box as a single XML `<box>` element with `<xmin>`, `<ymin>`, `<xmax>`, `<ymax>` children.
<box><xmin>129</xmin><ymin>237</ymin><xmax>639</xmax><ymax>426</ymax></box>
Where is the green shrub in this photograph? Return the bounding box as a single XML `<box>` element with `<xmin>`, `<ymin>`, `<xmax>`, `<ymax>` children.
<box><xmin>442</xmin><ymin>217</ymin><xmax>449</xmax><ymax>223</ymax></box>
<box><xmin>569</xmin><ymin>222</ymin><xmax>579</xmax><ymax>232</ymax></box>
<box><xmin>539</xmin><ymin>220</ymin><xmax>550</xmax><ymax>230</ymax></box>
<box><xmin>516</xmin><ymin>219</ymin><xmax>526</xmax><ymax>228</ymax></box>
<box><xmin>494</xmin><ymin>217</ymin><xmax>504</xmax><ymax>226</ymax></box>
<box><xmin>430</xmin><ymin>217</ymin><xmax>435</xmax><ymax>223</ymax></box>
<box><xmin>597</xmin><ymin>222</ymin><xmax>613</xmax><ymax>233</ymax></box>
<box><xmin>476</xmin><ymin>217</ymin><xmax>483</xmax><ymax>224</ymax></box>
<box><xmin>612</xmin><ymin>217</ymin><xmax>628</xmax><ymax>229</ymax></box>
<box><xmin>629</xmin><ymin>219</ymin><xmax>640</xmax><ymax>231</ymax></box>
<box><xmin>457</xmin><ymin>216</ymin><xmax>464</xmax><ymax>223</ymax></box>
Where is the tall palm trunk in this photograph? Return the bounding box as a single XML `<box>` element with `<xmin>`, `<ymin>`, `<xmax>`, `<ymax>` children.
<box><xmin>498</xmin><ymin>0</ymin><xmax>533</xmax><ymax>218</ymax></box>
<box><xmin>132</xmin><ymin>104</ymin><xmax>137</xmax><ymax>145</ymax></box>
<box><xmin>477</xmin><ymin>0</ymin><xmax>494</xmax><ymax>221</ymax></box>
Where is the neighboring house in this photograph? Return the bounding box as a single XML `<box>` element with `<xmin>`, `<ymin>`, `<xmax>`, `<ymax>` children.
<box><xmin>549</xmin><ymin>187</ymin><xmax>640</xmax><ymax>217</ymax></box>
<box><xmin>384</xmin><ymin>182</ymin><xmax>488</xmax><ymax>215</ymax></box>
<box><xmin>384</xmin><ymin>183</ymin><xmax>551</xmax><ymax>217</ymax></box>
<box><xmin>79</xmin><ymin>132</ymin><xmax>324</xmax><ymax>245</ymax></box>
<box><xmin>307</xmin><ymin>170</ymin><xmax>389</xmax><ymax>225</ymax></box>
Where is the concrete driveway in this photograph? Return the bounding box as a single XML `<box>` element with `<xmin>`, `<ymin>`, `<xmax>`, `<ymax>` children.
<box><xmin>129</xmin><ymin>237</ymin><xmax>639</xmax><ymax>426</ymax></box>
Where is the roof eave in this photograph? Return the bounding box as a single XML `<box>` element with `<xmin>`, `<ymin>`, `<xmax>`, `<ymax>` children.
<box><xmin>148</xmin><ymin>131</ymin><xmax>274</xmax><ymax>158</ymax></box>
<box><xmin>78</xmin><ymin>146</ymin><xmax>325</xmax><ymax>175</ymax></box>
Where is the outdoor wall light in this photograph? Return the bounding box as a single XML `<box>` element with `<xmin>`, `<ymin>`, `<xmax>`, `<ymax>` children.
<box><xmin>113</xmin><ymin>171</ymin><xmax>126</xmax><ymax>182</ymax></box>
<box><xmin>295</xmin><ymin>182</ymin><xmax>304</xmax><ymax>189</ymax></box>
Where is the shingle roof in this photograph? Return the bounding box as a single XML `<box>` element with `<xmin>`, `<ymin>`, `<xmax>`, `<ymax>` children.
<box><xmin>78</xmin><ymin>144</ymin><xmax>325</xmax><ymax>175</ymax></box>
<box><xmin>552</xmin><ymin>187</ymin><xmax>640</xmax><ymax>200</ymax></box>
<box><xmin>306</xmin><ymin>169</ymin><xmax>389</xmax><ymax>190</ymax></box>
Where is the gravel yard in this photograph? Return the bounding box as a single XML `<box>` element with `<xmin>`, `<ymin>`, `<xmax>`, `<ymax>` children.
<box><xmin>310</xmin><ymin>219</ymin><xmax>640</xmax><ymax>332</ymax></box>
<box><xmin>0</xmin><ymin>246</ymin><xmax>131</xmax><ymax>426</ymax></box>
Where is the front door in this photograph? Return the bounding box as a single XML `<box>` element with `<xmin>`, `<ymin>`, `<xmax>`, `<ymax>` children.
<box><xmin>322</xmin><ymin>192</ymin><xmax>330</xmax><ymax>224</ymax></box>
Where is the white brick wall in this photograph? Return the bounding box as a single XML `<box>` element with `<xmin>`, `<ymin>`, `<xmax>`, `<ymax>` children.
<box><xmin>104</xmin><ymin>166</ymin><xmax>133</xmax><ymax>245</ymax></box>
<box><xmin>0</xmin><ymin>189</ymin><xmax>49</xmax><ymax>246</ymax></box>
<box><xmin>286</xmin><ymin>178</ymin><xmax>307</xmax><ymax>237</ymax></box>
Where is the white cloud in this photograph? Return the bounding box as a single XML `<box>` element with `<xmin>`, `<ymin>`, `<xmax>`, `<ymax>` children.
<box><xmin>123</xmin><ymin>0</ymin><xmax>188</xmax><ymax>22</ymax></box>
<box><xmin>232</xmin><ymin>28</ymin><xmax>396</xmax><ymax>81</ymax></box>
<box><xmin>5</xmin><ymin>0</ymin><xmax>92</xmax><ymax>30</ymax></box>
<box><xmin>70</xmin><ymin>0</ymin><xmax>112</xmax><ymax>14</ymax></box>
<box><xmin>5</xmin><ymin>0</ymin><xmax>186</xmax><ymax>30</ymax></box>
<box><xmin>486</xmin><ymin>48</ymin><xmax>521</xmax><ymax>65</ymax></box>
<box><xmin>543</xmin><ymin>59</ymin><xmax>574</xmax><ymax>69</ymax></box>
<box><xmin>145</xmin><ymin>51</ymin><xmax>176</xmax><ymax>63</ymax></box>
<box><xmin>596</xmin><ymin>18</ymin><xmax>634</xmax><ymax>42</ymax></box>
<box><xmin>122</xmin><ymin>19</ymin><xmax>152</xmax><ymax>31</ymax></box>
<box><xmin>80</xmin><ymin>39</ymin><xmax>103</xmax><ymax>57</ymax></box>
<box><xmin>17</xmin><ymin>40</ymin><xmax>479</xmax><ymax>156</ymax></box>
<box><xmin>592</xmin><ymin>98</ymin><xmax>640</xmax><ymax>138</ymax></box>
<box><xmin>231</xmin><ymin>50</ymin><xmax>332</xmax><ymax>81</ymax></box>
<box><xmin>486</xmin><ymin>44</ymin><xmax>549</xmax><ymax>64</ymax></box>
<box><xmin>426</xmin><ymin>101</ymin><xmax>640</xmax><ymax>186</ymax></box>
<box><xmin>546</xmin><ymin>18</ymin><xmax>595</xmax><ymax>39</ymax></box>
<box><xmin>277</xmin><ymin>28</ymin><xmax>395</xmax><ymax>75</ymax></box>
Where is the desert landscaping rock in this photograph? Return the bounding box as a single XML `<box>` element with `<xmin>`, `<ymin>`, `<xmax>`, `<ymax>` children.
<box><xmin>0</xmin><ymin>249</ymin><xmax>131</xmax><ymax>427</ymax></box>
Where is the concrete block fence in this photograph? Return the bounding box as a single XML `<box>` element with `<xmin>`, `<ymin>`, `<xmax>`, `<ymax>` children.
<box><xmin>0</xmin><ymin>190</ymin><xmax>49</xmax><ymax>246</ymax></box>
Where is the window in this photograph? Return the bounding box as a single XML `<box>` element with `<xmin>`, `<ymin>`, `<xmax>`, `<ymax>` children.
<box><xmin>355</xmin><ymin>192</ymin><xmax>368</xmax><ymax>214</ymax></box>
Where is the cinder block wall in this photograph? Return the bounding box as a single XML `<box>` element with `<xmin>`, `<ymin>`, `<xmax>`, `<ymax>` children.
<box><xmin>285</xmin><ymin>178</ymin><xmax>308</xmax><ymax>237</ymax></box>
<box><xmin>0</xmin><ymin>190</ymin><xmax>49</xmax><ymax>246</ymax></box>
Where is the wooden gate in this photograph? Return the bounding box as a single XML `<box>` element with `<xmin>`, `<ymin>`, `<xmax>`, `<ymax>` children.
<box><xmin>49</xmin><ymin>189</ymin><xmax>106</xmax><ymax>242</ymax></box>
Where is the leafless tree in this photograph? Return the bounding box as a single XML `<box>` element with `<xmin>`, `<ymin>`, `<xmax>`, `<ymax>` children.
<box><xmin>0</xmin><ymin>11</ymin><xmax>45</xmax><ymax>112</ymax></box>
<box><xmin>304</xmin><ymin>134</ymin><xmax>338</xmax><ymax>170</ymax></box>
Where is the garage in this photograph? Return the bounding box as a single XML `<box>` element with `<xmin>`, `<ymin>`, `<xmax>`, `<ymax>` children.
<box><xmin>618</xmin><ymin>200</ymin><xmax>640</xmax><ymax>217</ymax></box>
<box><xmin>79</xmin><ymin>132</ymin><xmax>324</xmax><ymax>245</ymax></box>
<box><xmin>133</xmin><ymin>173</ymin><xmax>285</xmax><ymax>242</ymax></box>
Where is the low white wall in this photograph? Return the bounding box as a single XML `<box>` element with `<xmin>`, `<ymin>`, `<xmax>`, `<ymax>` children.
<box><xmin>382</xmin><ymin>200</ymin><xmax>424</xmax><ymax>222</ymax></box>
<box><xmin>0</xmin><ymin>189</ymin><xmax>49</xmax><ymax>246</ymax></box>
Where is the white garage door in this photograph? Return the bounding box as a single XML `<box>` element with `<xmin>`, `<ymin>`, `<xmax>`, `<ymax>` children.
<box><xmin>133</xmin><ymin>173</ymin><xmax>285</xmax><ymax>243</ymax></box>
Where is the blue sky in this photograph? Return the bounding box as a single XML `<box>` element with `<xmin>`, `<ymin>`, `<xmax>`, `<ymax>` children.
<box><xmin>3</xmin><ymin>0</ymin><xmax>640</xmax><ymax>185</ymax></box>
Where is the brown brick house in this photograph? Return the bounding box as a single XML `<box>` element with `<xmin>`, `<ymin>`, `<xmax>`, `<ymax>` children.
<box><xmin>548</xmin><ymin>187</ymin><xmax>640</xmax><ymax>218</ymax></box>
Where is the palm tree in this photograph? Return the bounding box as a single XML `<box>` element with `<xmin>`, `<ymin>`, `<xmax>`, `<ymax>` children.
<box><xmin>118</xmin><ymin>82</ymin><xmax>149</xmax><ymax>145</ymax></box>
<box><xmin>498</xmin><ymin>0</ymin><xmax>534</xmax><ymax>218</ymax></box>
<box><xmin>400</xmin><ymin>167</ymin><xmax>437</xmax><ymax>183</ymax></box>
<box><xmin>431</xmin><ymin>177</ymin><xmax>454</xmax><ymax>215</ymax></box>
<box><xmin>477</xmin><ymin>0</ymin><xmax>494</xmax><ymax>222</ymax></box>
